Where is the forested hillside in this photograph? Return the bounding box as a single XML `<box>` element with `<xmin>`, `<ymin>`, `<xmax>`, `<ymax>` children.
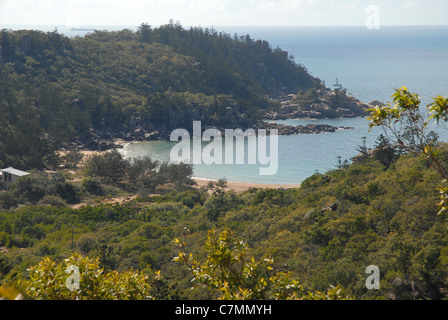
<box><xmin>0</xmin><ymin>22</ymin><xmax>323</xmax><ymax>170</ymax></box>
<box><xmin>1</xmin><ymin>144</ymin><xmax>448</xmax><ymax>300</ymax></box>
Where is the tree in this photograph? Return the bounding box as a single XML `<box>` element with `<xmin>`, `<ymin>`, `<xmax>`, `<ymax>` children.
<box><xmin>10</xmin><ymin>173</ymin><xmax>52</xmax><ymax>204</ymax></box>
<box><xmin>353</xmin><ymin>136</ymin><xmax>370</xmax><ymax>163</ymax></box>
<box><xmin>86</xmin><ymin>149</ymin><xmax>128</xmax><ymax>184</ymax></box>
<box><xmin>215</xmin><ymin>177</ymin><xmax>228</xmax><ymax>188</ymax></box>
<box><xmin>373</xmin><ymin>134</ymin><xmax>397</xmax><ymax>169</ymax></box>
<box><xmin>204</xmin><ymin>189</ymin><xmax>241</xmax><ymax>221</ymax></box>
<box><xmin>368</xmin><ymin>86</ymin><xmax>448</xmax><ymax>214</ymax></box>
<box><xmin>138</xmin><ymin>23</ymin><xmax>152</xmax><ymax>43</ymax></box>
<box><xmin>336</xmin><ymin>156</ymin><xmax>349</xmax><ymax>170</ymax></box>
<box><xmin>64</xmin><ymin>149</ymin><xmax>83</xmax><ymax>169</ymax></box>
<box><xmin>127</xmin><ymin>156</ymin><xmax>158</xmax><ymax>184</ymax></box>
<box><xmin>82</xmin><ymin>176</ymin><xmax>105</xmax><ymax>196</ymax></box>
<box><xmin>158</xmin><ymin>162</ymin><xmax>195</xmax><ymax>191</ymax></box>
<box><xmin>174</xmin><ymin>229</ymin><xmax>351</xmax><ymax>300</ymax></box>
<box><xmin>0</xmin><ymin>29</ymin><xmax>15</xmax><ymax>63</ymax></box>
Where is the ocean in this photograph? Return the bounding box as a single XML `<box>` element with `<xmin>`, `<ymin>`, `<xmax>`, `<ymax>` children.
<box><xmin>8</xmin><ymin>24</ymin><xmax>448</xmax><ymax>184</ymax></box>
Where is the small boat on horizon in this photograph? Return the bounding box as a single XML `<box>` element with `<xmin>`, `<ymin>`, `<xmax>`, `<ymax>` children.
<box><xmin>70</xmin><ymin>27</ymin><xmax>95</xmax><ymax>32</ymax></box>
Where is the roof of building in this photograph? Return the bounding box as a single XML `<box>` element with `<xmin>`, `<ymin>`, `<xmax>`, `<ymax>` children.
<box><xmin>0</xmin><ymin>167</ymin><xmax>30</xmax><ymax>177</ymax></box>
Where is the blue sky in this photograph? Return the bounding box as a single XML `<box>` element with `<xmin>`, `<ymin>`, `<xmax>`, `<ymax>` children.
<box><xmin>0</xmin><ymin>0</ymin><xmax>447</xmax><ymax>27</ymax></box>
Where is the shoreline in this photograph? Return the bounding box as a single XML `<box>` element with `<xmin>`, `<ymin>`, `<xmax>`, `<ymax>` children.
<box><xmin>62</xmin><ymin>150</ymin><xmax>301</xmax><ymax>193</ymax></box>
<box><xmin>193</xmin><ymin>177</ymin><xmax>300</xmax><ymax>193</ymax></box>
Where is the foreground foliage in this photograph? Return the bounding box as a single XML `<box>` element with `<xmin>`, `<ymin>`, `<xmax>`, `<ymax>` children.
<box><xmin>174</xmin><ymin>229</ymin><xmax>350</xmax><ymax>300</ymax></box>
<box><xmin>368</xmin><ymin>87</ymin><xmax>448</xmax><ymax>215</ymax></box>
<box><xmin>18</xmin><ymin>252</ymin><xmax>158</xmax><ymax>300</ymax></box>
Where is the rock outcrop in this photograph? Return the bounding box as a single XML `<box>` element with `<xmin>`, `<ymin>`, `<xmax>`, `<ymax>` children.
<box><xmin>261</xmin><ymin>121</ymin><xmax>353</xmax><ymax>135</ymax></box>
<box><xmin>263</xmin><ymin>90</ymin><xmax>375</xmax><ymax>120</ymax></box>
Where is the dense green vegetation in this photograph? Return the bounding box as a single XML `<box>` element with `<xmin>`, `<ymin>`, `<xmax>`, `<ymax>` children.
<box><xmin>0</xmin><ymin>23</ymin><xmax>319</xmax><ymax>170</ymax></box>
<box><xmin>1</xmin><ymin>23</ymin><xmax>448</xmax><ymax>300</ymax></box>
<box><xmin>17</xmin><ymin>253</ymin><xmax>158</xmax><ymax>300</ymax></box>
<box><xmin>1</xmin><ymin>144</ymin><xmax>448</xmax><ymax>300</ymax></box>
<box><xmin>0</xmin><ymin>149</ymin><xmax>195</xmax><ymax>210</ymax></box>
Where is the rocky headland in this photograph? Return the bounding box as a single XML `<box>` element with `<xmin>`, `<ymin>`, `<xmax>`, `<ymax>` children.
<box><xmin>263</xmin><ymin>89</ymin><xmax>381</xmax><ymax>120</ymax></box>
<box><xmin>66</xmin><ymin>121</ymin><xmax>352</xmax><ymax>152</ymax></box>
<box><xmin>260</xmin><ymin>121</ymin><xmax>353</xmax><ymax>135</ymax></box>
<box><xmin>62</xmin><ymin>89</ymin><xmax>383</xmax><ymax>152</ymax></box>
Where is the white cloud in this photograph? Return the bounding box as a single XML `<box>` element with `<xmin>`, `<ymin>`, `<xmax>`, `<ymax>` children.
<box><xmin>0</xmin><ymin>0</ymin><xmax>446</xmax><ymax>27</ymax></box>
<box><xmin>257</xmin><ymin>1</ymin><xmax>275</xmax><ymax>11</ymax></box>
<box><xmin>257</xmin><ymin>0</ymin><xmax>303</xmax><ymax>12</ymax></box>
<box><xmin>402</xmin><ymin>1</ymin><xmax>422</xmax><ymax>9</ymax></box>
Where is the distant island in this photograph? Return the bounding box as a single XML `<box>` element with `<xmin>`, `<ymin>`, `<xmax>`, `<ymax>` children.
<box><xmin>70</xmin><ymin>28</ymin><xmax>96</xmax><ymax>32</ymax></box>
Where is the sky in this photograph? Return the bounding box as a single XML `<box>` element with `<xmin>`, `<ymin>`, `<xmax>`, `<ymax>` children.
<box><xmin>0</xmin><ymin>0</ymin><xmax>447</xmax><ymax>28</ymax></box>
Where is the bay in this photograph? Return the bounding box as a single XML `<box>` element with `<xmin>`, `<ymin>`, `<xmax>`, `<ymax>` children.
<box><xmin>121</xmin><ymin>26</ymin><xmax>448</xmax><ymax>184</ymax></box>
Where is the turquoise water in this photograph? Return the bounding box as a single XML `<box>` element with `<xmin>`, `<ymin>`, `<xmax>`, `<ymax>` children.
<box><xmin>121</xmin><ymin>26</ymin><xmax>448</xmax><ymax>184</ymax></box>
<box><xmin>121</xmin><ymin>118</ymin><xmax>386</xmax><ymax>185</ymax></box>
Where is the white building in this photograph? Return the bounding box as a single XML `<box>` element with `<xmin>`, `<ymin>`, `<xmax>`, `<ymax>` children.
<box><xmin>0</xmin><ymin>167</ymin><xmax>30</xmax><ymax>185</ymax></box>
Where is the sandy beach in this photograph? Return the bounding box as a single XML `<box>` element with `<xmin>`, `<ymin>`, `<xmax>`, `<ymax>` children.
<box><xmin>63</xmin><ymin>149</ymin><xmax>300</xmax><ymax>194</ymax></box>
<box><xmin>193</xmin><ymin>178</ymin><xmax>300</xmax><ymax>193</ymax></box>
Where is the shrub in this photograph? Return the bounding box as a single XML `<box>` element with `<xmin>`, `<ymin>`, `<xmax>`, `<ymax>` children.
<box><xmin>216</xmin><ymin>178</ymin><xmax>228</xmax><ymax>188</ymax></box>
<box><xmin>127</xmin><ymin>156</ymin><xmax>158</xmax><ymax>183</ymax></box>
<box><xmin>37</xmin><ymin>195</ymin><xmax>68</xmax><ymax>208</ymax></box>
<box><xmin>18</xmin><ymin>253</ymin><xmax>159</xmax><ymax>300</ymax></box>
<box><xmin>64</xmin><ymin>149</ymin><xmax>83</xmax><ymax>168</ymax></box>
<box><xmin>82</xmin><ymin>177</ymin><xmax>105</xmax><ymax>196</ymax></box>
<box><xmin>86</xmin><ymin>150</ymin><xmax>128</xmax><ymax>184</ymax></box>
<box><xmin>174</xmin><ymin>229</ymin><xmax>351</xmax><ymax>300</ymax></box>
<box><xmin>205</xmin><ymin>189</ymin><xmax>242</xmax><ymax>221</ymax></box>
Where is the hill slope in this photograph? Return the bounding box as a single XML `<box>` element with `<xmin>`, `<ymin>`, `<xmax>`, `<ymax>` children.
<box><xmin>0</xmin><ymin>148</ymin><xmax>447</xmax><ymax>300</ymax></box>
